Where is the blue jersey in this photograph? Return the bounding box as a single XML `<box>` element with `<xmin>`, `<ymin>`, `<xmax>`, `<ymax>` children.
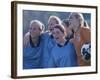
<box><xmin>23</xmin><ymin>36</ymin><xmax>44</xmax><ymax>69</ymax></box>
<box><xmin>41</xmin><ymin>32</ymin><xmax>56</xmax><ymax>68</ymax></box>
<box><xmin>47</xmin><ymin>41</ymin><xmax>78</xmax><ymax>68</ymax></box>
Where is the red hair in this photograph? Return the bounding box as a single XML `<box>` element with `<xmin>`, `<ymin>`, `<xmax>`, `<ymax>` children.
<box><xmin>53</xmin><ymin>24</ymin><xmax>66</xmax><ymax>35</ymax></box>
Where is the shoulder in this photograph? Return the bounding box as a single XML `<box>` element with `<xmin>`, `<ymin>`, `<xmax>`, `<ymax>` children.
<box><xmin>41</xmin><ymin>31</ymin><xmax>49</xmax><ymax>38</ymax></box>
<box><xmin>68</xmin><ymin>41</ymin><xmax>74</xmax><ymax>46</ymax></box>
<box><xmin>81</xmin><ymin>27</ymin><xmax>91</xmax><ymax>33</ymax></box>
<box><xmin>80</xmin><ymin>27</ymin><xmax>91</xmax><ymax>41</ymax></box>
<box><xmin>67</xmin><ymin>41</ymin><xmax>75</xmax><ymax>49</ymax></box>
<box><xmin>41</xmin><ymin>31</ymin><xmax>53</xmax><ymax>42</ymax></box>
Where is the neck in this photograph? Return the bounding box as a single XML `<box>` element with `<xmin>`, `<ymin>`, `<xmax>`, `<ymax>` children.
<box><xmin>57</xmin><ymin>38</ymin><xmax>66</xmax><ymax>46</ymax></box>
<box><xmin>73</xmin><ymin>25</ymin><xmax>80</xmax><ymax>33</ymax></box>
<box><xmin>30</xmin><ymin>36</ymin><xmax>40</xmax><ymax>47</ymax></box>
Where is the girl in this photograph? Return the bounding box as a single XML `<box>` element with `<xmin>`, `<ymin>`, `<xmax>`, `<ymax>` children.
<box><xmin>47</xmin><ymin>24</ymin><xmax>78</xmax><ymax>67</ymax></box>
<box><xmin>23</xmin><ymin>20</ymin><xmax>44</xmax><ymax>69</ymax></box>
<box><xmin>41</xmin><ymin>16</ymin><xmax>62</xmax><ymax>68</ymax></box>
<box><xmin>68</xmin><ymin>12</ymin><xmax>91</xmax><ymax>66</ymax></box>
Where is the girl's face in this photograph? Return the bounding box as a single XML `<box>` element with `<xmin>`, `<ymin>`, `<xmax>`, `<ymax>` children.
<box><xmin>48</xmin><ymin>18</ymin><xmax>57</xmax><ymax>32</ymax></box>
<box><xmin>52</xmin><ymin>28</ymin><xmax>65</xmax><ymax>43</ymax></box>
<box><xmin>69</xmin><ymin>15</ymin><xmax>80</xmax><ymax>32</ymax></box>
<box><xmin>29</xmin><ymin>23</ymin><xmax>41</xmax><ymax>39</ymax></box>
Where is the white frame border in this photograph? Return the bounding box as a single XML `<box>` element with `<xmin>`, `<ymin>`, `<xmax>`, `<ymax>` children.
<box><xmin>16</xmin><ymin>2</ymin><xmax>97</xmax><ymax>77</ymax></box>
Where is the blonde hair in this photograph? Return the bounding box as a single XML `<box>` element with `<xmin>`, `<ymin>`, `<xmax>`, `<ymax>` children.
<box><xmin>53</xmin><ymin>24</ymin><xmax>66</xmax><ymax>35</ymax></box>
<box><xmin>48</xmin><ymin>16</ymin><xmax>61</xmax><ymax>25</ymax></box>
<box><xmin>69</xmin><ymin>12</ymin><xmax>84</xmax><ymax>27</ymax></box>
<box><xmin>30</xmin><ymin>20</ymin><xmax>45</xmax><ymax>32</ymax></box>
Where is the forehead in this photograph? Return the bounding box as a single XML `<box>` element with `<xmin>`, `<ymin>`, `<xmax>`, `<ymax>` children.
<box><xmin>69</xmin><ymin>14</ymin><xmax>76</xmax><ymax>19</ymax></box>
<box><xmin>49</xmin><ymin>18</ymin><xmax>57</xmax><ymax>23</ymax></box>
<box><xmin>53</xmin><ymin>28</ymin><xmax>62</xmax><ymax>32</ymax></box>
<box><xmin>30</xmin><ymin>22</ymin><xmax>40</xmax><ymax>28</ymax></box>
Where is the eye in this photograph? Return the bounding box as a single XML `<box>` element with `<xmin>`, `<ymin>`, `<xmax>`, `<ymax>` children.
<box><xmin>33</xmin><ymin>28</ymin><xmax>36</xmax><ymax>30</ymax></box>
<box><xmin>30</xmin><ymin>27</ymin><xmax>37</xmax><ymax>32</ymax></box>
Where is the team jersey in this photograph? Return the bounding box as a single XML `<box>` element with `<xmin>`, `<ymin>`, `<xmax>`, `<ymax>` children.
<box><xmin>47</xmin><ymin>41</ymin><xmax>78</xmax><ymax>68</ymax></box>
<box><xmin>41</xmin><ymin>32</ymin><xmax>56</xmax><ymax>68</ymax></box>
<box><xmin>23</xmin><ymin>36</ymin><xmax>44</xmax><ymax>69</ymax></box>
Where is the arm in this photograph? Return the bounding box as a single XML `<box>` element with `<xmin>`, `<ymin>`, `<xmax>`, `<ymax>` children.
<box><xmin>23</xmin><ymin>32</ymin><xmax>30</xmax><ymax>48</ymax></box>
